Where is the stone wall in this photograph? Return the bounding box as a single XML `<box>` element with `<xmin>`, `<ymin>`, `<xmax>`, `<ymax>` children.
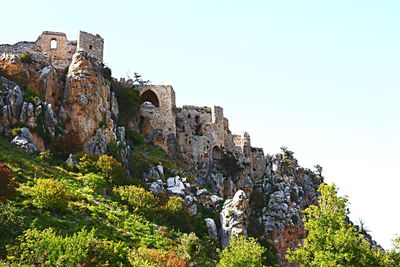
<box><xmin>36</xmin><ymin>31</ymin><xmax>73</xmax><ymax>67</ymax></box>
<box><xmin>78</xmin><ymin>31</ymin><xmax>104</xmax><ymax>62</ymax></box>
<box><xmin>138</xmin><ymin>85</ymin><xmax>177</xmax><ymax>152</ymax></box>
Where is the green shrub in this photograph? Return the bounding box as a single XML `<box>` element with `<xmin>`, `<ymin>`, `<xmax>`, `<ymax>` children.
<box><xmin>77</xmin><ymin>153</ymin><xmax>98</xmax><ymax>174</ymax></box>
<box><xmin>11</xmin><ymin>227</ymin><xmax>94</xmax><ymax>266</ymax></box>
<box><xmin>87</xmin><ymin>239</ymin><xmax>130</xmax><ymax>266</ymax></box>
<box><xmin>23</xmin><ymin>88</ymin><xmax>40</xmax><ymax>103</ymax></box>
<box><xmin>112</xmin><ymin>82</ymin><xmax>140</xmax><ymax>126</ymax></box>
<box><xmin>30</xmin><ymin>178</ymin><xmax>67</xmax><ymax>209</ymax></box>
<box><xmin>113</xmin><ymin>185</ymin><xmax>157</xmax><ymax>215</ymax></box>
<box><xmin>160</xmin><ymin>196</ymin><xmax>191</xmax><ymax>232</ymax></box>
<box><xmin>220</xmin><ymin>151</ymin><xmax>242</xmax><ymax>177</ymax></box>
<box><xmin>0</xmin><ymin>164</ymin><xmax>17</xmax><ymax>202</ymax></box>
<box><xmin>128</xmin><ymin>247</ymin><xmax>187</xmax><ymax>267</ymax></box>
<box><xmin>97</xmin><ymin>154</ymin><xmax>126</xmax><ymax>185</ymax></box>
<box><xmin>79</xmin><ymin>172</ymin><xmax>107</xmax><ymax>193</ymax></box>
<box><xmin>50</xmin><ymin>133</ymin><xmax>82</xmax><ymax>160</ymax></box>
<box><xmin>177</xmin><ymin>233</ymin><xmax>217</xmax><ymax>266</ymax></box>
<box><xmin>0</xmin><ymin>202</ymin><xmax>25</xmax><ymax>256</ymax></box>
<box><xmin>217</xmin><ymin>235</ymin><xmax>265</xmax><ymax>267</ymax></box>
<box><xmin>37</xmin><ymin>150</ymin><xmax>53</xmax><ymax>163</ymax></box>
<box><xmin>19</xmin><ymin>52</ymin><xmax>32</xmax><ymax>64</ymax></box>
<box><xmin>126</xmin><ymin>128</ymin><xmax>145</xmax><ymax>146</ymax></box>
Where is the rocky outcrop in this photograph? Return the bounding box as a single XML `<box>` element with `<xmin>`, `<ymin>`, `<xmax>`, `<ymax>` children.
<box><xmin>251</xmin><ymin>151</ymin><xmax>322</xmax><ymax>266</ymax></box>
<box><xmin>64</xmin><ymin>51</ymin><xmax>112</xmax><ymax>146</ymax></box>
<box><xmin>220</xmin><ymin>190</ymin><xmax>250</xmax><ymax>248</ymax></box>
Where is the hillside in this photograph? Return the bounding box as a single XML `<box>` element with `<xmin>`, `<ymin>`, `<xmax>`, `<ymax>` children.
<box><xmin>0</xmin><ymin>30</ymin><xmax>397</xmax><ymax>266</ymax></box>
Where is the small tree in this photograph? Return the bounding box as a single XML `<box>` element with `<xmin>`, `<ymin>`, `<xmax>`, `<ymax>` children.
<box><xmin>388</xmin><ymin>236</ymin><xmax>400</xmax><ymax>266</ymax></box>
<box><xmin>286</xmin><ymin>183</ymin><xmax>386</xmax><ymax>266</ymax></box>
<box><xmin>217</xmin><ymin>235</ymin><xmax>265</xmax><ymax>267</ymax></box>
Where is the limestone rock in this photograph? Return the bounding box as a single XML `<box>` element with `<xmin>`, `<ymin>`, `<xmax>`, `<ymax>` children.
<box><xmin>220</xmin><ymin>190</ymin><xmax>249</xmax><ymax>248</ymax></box>
<box><xmin>64</xmin><ymin>51</ymin><xmax>111</xmax><ymax>146</ymax></box>
<box><xmin>11</xmin><ymin>135</ymin><xmax>39</xmax><ymax>155</ymax></box>
<box><xmin>204</xmin><ymin>218</ymin><xmax>218</xmax><ymax>238</ymax></box>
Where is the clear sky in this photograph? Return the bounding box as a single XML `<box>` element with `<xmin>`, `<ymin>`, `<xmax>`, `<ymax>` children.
<box><xmin>2</xmin><ymin>0</ymin><xmax>399</xmax><ymax>249</ymax></box>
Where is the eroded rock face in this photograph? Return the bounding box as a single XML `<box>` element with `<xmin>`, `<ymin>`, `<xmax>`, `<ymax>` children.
<box><xmin>64</xmin><ymin>51</ymin><xmax>111</xmax><ymax>146</ymax></box>
<box><xmin>220</xmin><ymin>190</ymin><xmax>250</xmax><ymax>248</ymax></box>
<box><xmin>252</xmin><ymin>152</ymin><xmax>322</xmax><ymax>266</ymax></box>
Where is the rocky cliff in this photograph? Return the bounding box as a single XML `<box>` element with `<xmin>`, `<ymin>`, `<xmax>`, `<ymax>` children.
<box><xmin>0</xmin><ymin>33</ymin><xmax>375</xmax><ymax>266</ymax></box>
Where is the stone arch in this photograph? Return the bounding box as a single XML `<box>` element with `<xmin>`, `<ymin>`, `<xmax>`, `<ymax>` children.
<box><xmin>140</xmin><ymin>90</ymin><xmax>160</xmax><ymax>107</ymax></box>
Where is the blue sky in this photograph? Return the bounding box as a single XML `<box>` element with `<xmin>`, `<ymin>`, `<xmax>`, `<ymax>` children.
<box><xmin>2</xmin><ymin>0</ymin><xmax>400</xmax><ymax>249</ymax></box>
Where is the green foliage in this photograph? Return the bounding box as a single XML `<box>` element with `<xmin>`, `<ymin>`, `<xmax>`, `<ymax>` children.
<box><xmin>97</xmin><ymin>154</ymin><xmax>126</xmax><ymax>185</ymax></box>
<box><xmin>160</xmin><ymin>196</ymin><xmax>192</xmax><ymax>232</ymax></box>
<box><xmin>286</xmin><ymin>183</ymin><xmax>387</xmax><ymax>267</ymax></box>
<box><xmin>19</xmin><ymin>52</ymin><xmax>32</xmax><ymax>64</ymax></box>
<box><xmin>217</xmin><ymin>235</ymin><xmax>265</xmax><ymax>267</ymax></box>
<box><xmin>113</xmin><ymin>185</ymin><xmax>157</xmax><ymax>215</ymax></box>
<box><xmin>30</xmin><ymin>178</ymin><xmax>68</xmax><ymax>210</ymax></box>
<box><xmin>50</xmin><ymin>132</ymin><xmax>82</xmax><ymax>159</ymax></box>
<box><xmin>101</xmin><ymin>64</ymin><xmax>112</xmax><ymax>81</ymax></box>
<box><xmin>0</xmin><ymin>164</ymin><xmax>17</xmax><ymax>202</ymax></box>
<box><xmin>0</xmin><ymin>202</ymin><xmax>25</xmax><ymax>256</ymax></box>
<box><xmin>23</xmin><ymin>87</ymin><xmax>40</xmax><ymax>103</ymax></box>
<box><xmin>77</xmin><ymin>154</ymin><xmax>126</xmax><ymax>185</ymax></box>
<box><xmin>112</xmin><ymin>82</ymin><xmax>140</xmax><ymax>126</ymax></box>
<box><xmin>387</xmin><ymin>236</ymin><xmax>400</xmax><ymax>266</ymax></box>
<box><xmin>10</xmin><ymin>227</ymin><xmax>94</xmax><ymax>266</ymax></box>
<box><xmin>177</xmin><ymin>233</ymin><xmax>216</xmax><ymax>266</ymax></box>
<box><xmin>87</xmin><ymin>239</ymin><xmax>130</xmax><ymax>266</ymax></box>
<box><xmin>220</xmin><ymin>150</ymin><xmax>242</xmax><ymax>177</ymax></box>
<box><xmin>126</xmin><ymin>128</ymin><xmax>145</xmax><ymax>146</ymax></box>
<box><xmin>129</xmin><ymin>247</ymin><xmax>187</xmax><ymax>267</ymax></box>
<box><xmin>78</xmin><ymin>172</ymin><xmax>107</xmax><ymax>193</ymax></box>
<box><xmin>77</xmin><ymin>153</ymin><xmax>98</xmax><ymax>174</ymax></box>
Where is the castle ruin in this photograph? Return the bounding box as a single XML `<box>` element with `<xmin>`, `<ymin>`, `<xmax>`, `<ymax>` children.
<box><xmin>33</xmin><ymin>30</ymin><xmax>103</xmax><ymax>68</ymax></box>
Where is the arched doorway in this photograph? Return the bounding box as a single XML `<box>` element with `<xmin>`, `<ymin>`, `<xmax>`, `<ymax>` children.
<box><xmin>140</xmin><ymin>90</ymin><xmax>160</xmax><ymax>107</ymax></box>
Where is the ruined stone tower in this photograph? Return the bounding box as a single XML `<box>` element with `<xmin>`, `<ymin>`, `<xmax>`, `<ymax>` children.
<box><xmin>78</xmin><ymin>31</ymin><xmax>104</xmax><ymax>62</ymax></box>
<box><xmin>35</xmin><ymin>30</ymin><xmax>103</xmax><ymax>68</ymax></box>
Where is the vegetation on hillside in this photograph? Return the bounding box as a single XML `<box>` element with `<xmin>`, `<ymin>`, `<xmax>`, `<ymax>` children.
<box><xmin>286</xmin><ymin>183</ymin><xmax>395</xmax><ymax>266</ymax></box>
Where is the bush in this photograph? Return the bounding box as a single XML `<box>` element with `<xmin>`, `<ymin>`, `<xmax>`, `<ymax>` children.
<box><xmin>23</xmin><ymin>88</ymin><xmax>40</xmax><ymax>103</ymax></box>
<box><xmin>112</xmin><ymin>82</ymin><xmax>140</xmax><ymax>126</ymax></box>
<box><xmin>87</xmin><ymin>239</ymin><xmax>130</xmax><ymax>266</ymax></box>
<box><xmin>220</xmin><ymin>151</ymin><xmax>242</xmax><ymax>177</ymax></box>
<box><xmin>10</xmin><ymin>227</ymin><xmax>94</xmax><ymax>266</ymax></box>
<box><xmin>177</xmin><ymin>233</ymin><xmax>217</xmax><ymax>266</ymax></box>
<box><xmin>97</xmin><ymin>155</ymin><xmax>126</xmax><ymax>185</ymax></box>
<box><xmin>0</xmin><ymin>202</ymin><xmax>24</xmax><ymax>256</ymax></box>
<box><xmin>217</xmin><ymin>235</ymin><xmax>265</xmax><ymax>267</ymax></box>
<box><xmin>19</xmin><ymin>52</ymin><xmax>32</xmax><ymax>64</ymax></box>
<box><xmin>113</xmin><ymin>185</ymin><xmax>157</xmax><ymax>215</ymax></box>
<box><xmin>50</xmin><ymin>133</ymin><xmax>82</xmax><ymax>160</ymax></box>
<box><xmin>79</xmin><ymin>172</ymin><xmax>107</xmax><ymax>193</ymax></box>
<box><xmin>126</xmin><ymin>128</ymin><xmax>145</xmax><ymax>146</ymax></box>
<box><xmin>160</xmin><ymin>196</ymin><xmax>191</xmax><ymax>232</ymax></box>
<box><xmin>77</xmin><ymin>153</ymin><xmax>98</xmax><ymax>174</ymax></box>
<box><xmin>0</xmin><ymin>164</ymin><xmax>17</xmax><ymax>202</ymax></box>
<box><xmin>128</xmin><ymin>247</ymin><xmax>187</xmax><ymax>267</ymax></box>
<box><xmin>30</xmin><ymin>178</ymin><xmax>67</xmax><ymax>209</ymax></box>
